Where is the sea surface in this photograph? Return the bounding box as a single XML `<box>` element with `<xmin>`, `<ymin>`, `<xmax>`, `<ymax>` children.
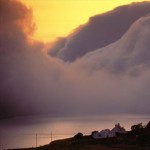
<box><xmin>0</xmin><ymin>114</ymin><xmax>150</xmax><ymax>150</ymax></box>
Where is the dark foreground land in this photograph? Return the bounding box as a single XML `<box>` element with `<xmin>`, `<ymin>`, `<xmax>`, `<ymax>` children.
<box><xmin>10</xmin><ymin>122</ymin><xmax>150</xmax><ymax>150</ymax></box>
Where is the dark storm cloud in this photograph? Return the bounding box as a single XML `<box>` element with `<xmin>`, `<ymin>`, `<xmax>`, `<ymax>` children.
<box><xmin>0</xmin><ymin>0</ymin><xmax>62</xmax><ymax>118</ymax></box>
<box><xmin>0</xmin><ymin>0</ymin><xmax>33</xmax><ymax>117</ymax></box>
<box><xmin>0</xmin><ymin>0</ymin><xmax>35</xmax><ymax>51</ymax></box>
<box><xmin>1</xmin><ymin>0</ymin><xmax>150</xmax><ymax>119</ymax></box>
<box><xmin>82</xmin><ymin>15</ymin><xmax>150</xmax><ymax>75</ymax></box>
<box><xmin>49</xmin><ymin>38</ymin><xmax>66</xmax><ymax>57</ymax></box>
<box><xmin>48</xmin><ymin>2</ymin><xmax>150</xmax><ymax>61</ymax></box>
<box><xmin>78</xmin><ymin>14</ymin><xmax>150</xmax><ymax>113</ymax></box>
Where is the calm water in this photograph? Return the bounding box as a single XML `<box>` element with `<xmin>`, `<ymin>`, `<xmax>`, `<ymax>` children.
<box><xmin>0</xmin><ymin>114</ymin><xmax>150</xmax><ymax>150</ymax></box>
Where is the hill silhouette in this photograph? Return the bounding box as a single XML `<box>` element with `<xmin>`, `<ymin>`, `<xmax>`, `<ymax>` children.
<box><xmin>10</xmin><ymin>121</ymin><xmax>150</xmax><ymax>150</ymax></box>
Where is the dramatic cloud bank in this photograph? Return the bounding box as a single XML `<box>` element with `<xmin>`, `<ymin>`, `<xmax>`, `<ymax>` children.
<box><xmin>82</xmin><ymin>14</ymin><xmax>150</xmax><ymax>75</ymax></box>
<box><xmin>0</xmin><ymin>0</ymin><xmax>64</xmax><ymax>118</ymax></box>
<box><xmin>0</xmin><ymin>0</ymin><xmax>150</xmax><ymax>119</ymax></box>
<box><xmin>80</xmin><ymin>14</ymin><xmax>150</xmax><ymax>113</ymax></box>
<box><xmin>48</xmin><ymin>2</ymin><xmax>150</xmax><ymax>61</ymax></box>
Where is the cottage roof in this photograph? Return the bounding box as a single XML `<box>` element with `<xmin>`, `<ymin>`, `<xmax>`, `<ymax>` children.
<box><xmin>111</xmin><ymin>123</ymin><xmax>126</xmax><ymax>133</ymax></box>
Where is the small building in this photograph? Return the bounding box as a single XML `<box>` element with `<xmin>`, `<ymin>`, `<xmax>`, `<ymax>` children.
<box><xmin>93</xmin><ymin>129</ymin><xmax>110</xmax><ymax>139</ymax></box>
<box><xmin>111</xmin><ymin>123</ymin><xmax>126</xmax><ymax>137</ymax></box>
<box><xmin>92</xmin><ymin>123</ymin><xmax>126</xmax><ymax>139</ymax></box>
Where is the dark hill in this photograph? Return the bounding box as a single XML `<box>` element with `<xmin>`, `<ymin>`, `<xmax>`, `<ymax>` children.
<box><xmin>10</xmin><ymin>122</ymin><xmax>150</xmax><ymax>150</ymax></box>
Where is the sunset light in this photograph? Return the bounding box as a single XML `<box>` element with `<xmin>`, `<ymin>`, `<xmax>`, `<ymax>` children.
<box><xmin>21</xmin><ymin>0</ymin><xmax>150</xmax><ymax>42</ymax></box>
<box><xmin>1</xmin><ymin>0</ymin><xmax>150</xmax><ymax>149</ymax></box>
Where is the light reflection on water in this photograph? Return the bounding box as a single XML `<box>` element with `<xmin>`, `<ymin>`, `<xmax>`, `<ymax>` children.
<box><xmin>0</xmin><ymin>114</ymin><xmax>149</xmax><ymax>149</ymax></box>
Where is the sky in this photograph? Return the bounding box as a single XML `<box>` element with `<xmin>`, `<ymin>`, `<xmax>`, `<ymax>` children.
<box><xmin>0</xmin><ymin>0</ymin><xmax>150</xmax><ymax>119</ymax></box>
<box><xmin>21</xmin><ymin>0</ymin><xmax>150</xmax><ymax>42</ymax></box>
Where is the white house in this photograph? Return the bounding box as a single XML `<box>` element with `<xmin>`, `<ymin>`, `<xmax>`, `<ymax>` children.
<box><xmin>110</xmin><ymin>123</ymin><xmax>126</xmax><ymax>137</ymax></box>
<box><xmin>92</xmin><ymin>123</ymin><xmax>126</xmax><ymax>139</ymax></box>
<box><xmin>93</xmin><ymin>129</ymin><xmax>110</xmax><ymax>139</ymax></box>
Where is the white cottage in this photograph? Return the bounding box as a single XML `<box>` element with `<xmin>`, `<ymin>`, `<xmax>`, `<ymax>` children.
<box><xmin>93</xmin><ymin>129</ymin><xmax>110</xmax><ymax>139</ymax></box>
<box><xmin>92</xmin><ymin>123</ymin><xmax>126</xmax><ymax>139</ymax></box>
<box><xmin>110</xmin><ymin>123</ymin><xmax>126</xmax><ymax>137</ymax></box>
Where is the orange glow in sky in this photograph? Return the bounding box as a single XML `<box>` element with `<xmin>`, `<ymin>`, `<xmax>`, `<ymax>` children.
<box><xmin>21</xmin><ymin>0</ymin><xmax>150</xmax><ymax>42</ymax></box>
